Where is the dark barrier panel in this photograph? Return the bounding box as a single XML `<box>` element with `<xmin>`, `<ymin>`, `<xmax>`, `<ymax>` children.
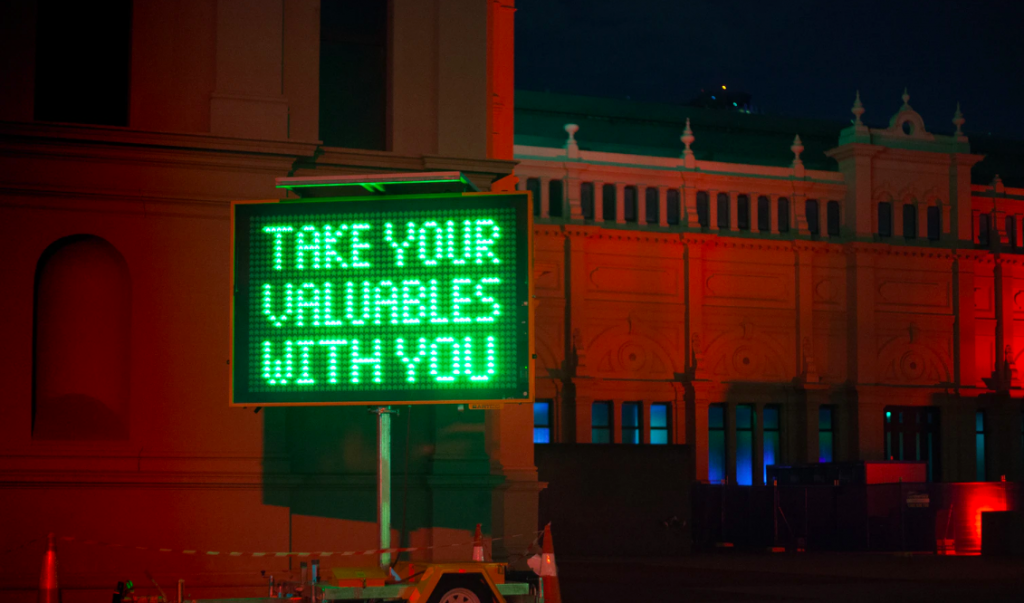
<box><xmin>535</xmin><ymin>444</ymin><xmax>692</xmax><ymax>557</ymax></box>
<box><xmin>693</xmin><ymin>481</ymin><xmax>1023</xmax><ymax>554</ymax></box>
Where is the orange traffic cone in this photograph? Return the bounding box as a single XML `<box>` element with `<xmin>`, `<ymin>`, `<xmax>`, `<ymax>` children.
<box><xmin>472</xmin><ymin>524</ymin><xmax>485</xmax><ymax>562</ymax></box>
<box><xmin>540</xmin><ymin>523</ymin><xmax>560</xmax><ymax>603</ymax></box>
<box><xmin>38</xmin><ymin>533</ymin><xmax>60</xmax><ymax>603</ymax></box>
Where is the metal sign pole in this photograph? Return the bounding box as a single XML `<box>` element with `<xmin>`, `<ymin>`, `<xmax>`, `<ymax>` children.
<box><xmin>373</xmin><ymin>406</ymin><xmax>394</xmax><ymax>571</ymax></box>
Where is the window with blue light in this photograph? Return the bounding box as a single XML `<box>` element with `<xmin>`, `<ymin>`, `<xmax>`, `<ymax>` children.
<box><xmin>736</xmin><ymin>405</ymin><xmax>755</xmax><ymax>486</ymax></box>
<box><xmin>592</xmin><ymin>401</ymin><xmax>612</xmax><ymax>444</ymax></box>
<box><xmin>763</xmin><ymin>405</ymin><xmax>780</xmax><ymax>484</ymax></box>
<box><xmin>533</xmin><ymin>400</ymin><xmax>552</xmax><ymax>444</ymax></box>
<box><xmin>709</xmin><ymin>404</ymin><xmax>726</xmax><ymax>483</ymax></box>
<box><xmin>818</xmin><ymin>406</ymin><xmax>834</xmax><ymax>463</ymax></box>
<box><xmin>976</xmin><ymin>410</ymin><xmax>987</xmax><ymax>481</ymax></box>
<box><xmin>622</xmin><ymin>402</ymin><xmax>641</xmax><ymax>444</ymax></box>
<box><xmin>650</xmin><ymin>403</ymin><xmax>670</xmax><ymax>444</ymax></box>
<box><xmin>884</xmin><ymin>406</ymin><xmax>939</xmax><ymax>481</ymax></box>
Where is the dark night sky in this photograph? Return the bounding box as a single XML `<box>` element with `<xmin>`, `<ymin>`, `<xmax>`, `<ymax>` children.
<box><xmin>515</xmin><ymin>0</ymin><xmax>1024</xmax><ymax>139</ymax></box>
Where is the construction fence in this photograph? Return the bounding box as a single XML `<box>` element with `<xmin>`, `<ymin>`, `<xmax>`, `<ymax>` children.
<box><xmin>692</xmin><ymin>481</ymin><xmax>1023</xmax><ymax>555</ymax></box>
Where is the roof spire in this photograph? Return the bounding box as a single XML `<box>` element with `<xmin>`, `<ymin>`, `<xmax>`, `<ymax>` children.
<box><xmin>791</xmin><ymin>134</ymin><xmax>804</xmax><ymax>165</ymax></box>
<box><xmin>952</xmin><ymin>102</ymin><xmax>965</xmax><ymax>136</ymax></box>
<box><xmin>851</xmin><ymin>90</ymin><xmax>865</xmax><ymax>125</ymax></box>
<box><xmin>901</xmin><ymin>87</ymin><xmax>911</xmax><ymax>110</ymax></box>
<box><xmin>680</xmin><ymin>118</ymin><xmax>696</xmax><ymax>168</ymax></box>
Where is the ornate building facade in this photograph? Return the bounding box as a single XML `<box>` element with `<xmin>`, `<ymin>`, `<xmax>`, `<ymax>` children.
<box><xmin>0</xmin><ymin>1</ymin><xmax>529</xmax><ymax>600</ymax></box>
<box><xmin>516</xmin><ymin>89</ymin><xmax>1024</xmax><ymax>486</ymax></box>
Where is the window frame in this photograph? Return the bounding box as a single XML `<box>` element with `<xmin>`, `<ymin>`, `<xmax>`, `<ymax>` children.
<box><xmin>621</xmin><ymin>401</ymin><xmax>642</xmax><ymax>445</ymax></box>
<box><xmin>716</xmin><ymin>192</ymin><xmax>730</xmax><ymax>230</ymax></box>
<box><xmin>805</xmin><ymin>199</ymin><xmax>820</xmax><ymax>236</ymax></box>
<box><xmin>778</xmin><ymin>197</ymin><xmax>790</xmax><ymax>233</ymax></box>
<box><xmin>737</xmin><ymin>194</ymin><xmax>750</xmax><ymax>231</ymax></box>
<box><xmin>878</xmin><ymin>202</ymin><xmax>893</xmax><ymax>238</ymax></box>
<box><xmin>903</xmin><ymin>204</ymin><xmax>917</xmax><ymax>240</ymax></box>
<box><xmin>548</xmin><ymin>178</ymin><xmax>564</xmax><ymax>218</ymax></box>
<box><xmin>591</xmin><ymin>400</ymin><xmax>613</xmax><ymax>444</ymax></box>
<box><xmin>696</xmin><ymin>191</ymin><xmax>710</xmax><ymax>228</ymax></box>
<box><xmin>580</xmin><ymin>182</ymin><xmax>595</xmax><ymax>220</ymax></box>
<box><xmin>826</xmin><ymin>200</ymin><xmax>840</xmax><ymax>237</ymax></box>
<box><xmin>650</xmin><ymin>403</ymin><xmax>671</xmax><ymax>444</ymax></box>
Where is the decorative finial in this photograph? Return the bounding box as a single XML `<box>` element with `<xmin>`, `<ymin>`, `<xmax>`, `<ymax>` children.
<box><xmin>564</xmin><ymin>123</ymin><xmax>579</xmax><ymax>144</ymax></box>
<box><xmin>901</xmin><ymin>87</ymin><xmax>911</xmax><ymax>109</ymax></box>
<box><xmin>851</xmin><ymin>90</ymin><xmax>865</xmax><ymax>125</ymax></box>
<box><xmin>564</xmin><ymin>123</ymin><xmax>579</xmax><ymax>158</ymax></box>
<box><xmin>791</xmin><ymin>134</ymin><xmax>804</xmax><ymax>164</ymax></box>
<box><xmin>952</xmin><ymin>103</ymin><xmax>965</xmax><ymax>136</ymax></box>
<box><xmin>681</xmin><ymin>118</ymin><xmax>695</xmax><ymax>152</ymax></box>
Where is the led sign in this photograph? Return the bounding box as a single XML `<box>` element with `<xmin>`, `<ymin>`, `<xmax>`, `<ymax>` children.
<box><xmin>231</xmin><ymin>192</ymin><xmax>532</xmax><ymax>406</ymax></box>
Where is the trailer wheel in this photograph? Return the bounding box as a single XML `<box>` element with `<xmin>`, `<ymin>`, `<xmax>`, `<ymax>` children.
<box><xmin>437</xmin><ymin>586</ymin><xmax>482</xmax><ymax>603</ymax></box>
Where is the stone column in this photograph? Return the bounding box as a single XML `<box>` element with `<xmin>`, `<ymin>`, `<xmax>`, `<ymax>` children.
<box><xmin>615</xmin><ymin>183</ymin><xmax>626</xmax><ymax>224</ymax></box>
<box><xmin>658</xmin><ymin>186</ymin><xmax>669</xmax><ymax>227</ymax></box>
<box><xmin>566</xmin><ymin>171</ymin><xmax>583</xmax><ymax>220</ymax></box>
<box><xmin>771</xmin><ymin>196</ymin><xmax>780</xmax><ymax>234</ymax></box>
<box><xmin>729</xmin><ymin>192</ymin><xmax>738</xmax><ymax>232</ymax></box>
<box><xmin>683</xmin><ymin>182</ymin><xmax>699</xmax><ymax>228</ymax></box>
<box><xmin>709</xmin><ymin>190</ymin><xmax>720</xmax><ymax>232</ymax></box>
<box><xmin>539</xmin><ymin>177</ymin><xmax>550</xmax><ymax>219</ymax></box>
<box><xmin>593</xmin><ymin>181</ymin><xmax>605</xmax><ymax>223</ymax></box>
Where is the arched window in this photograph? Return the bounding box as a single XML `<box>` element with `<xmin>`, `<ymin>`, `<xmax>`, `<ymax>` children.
<box><xmin>580</xmin><ymin>182</ymin><xmax>595</xmax><ymax>220</ymax></box>
<box><xmin>927</xmin><ymin>206</ymin><xmax>940</xmax><ymax>241</ymax></box>
<box><xmin>878</xmin><ymin>202</ymin><xmax>892</xmax><ymax>237</ymax></box>
<box><xmin>717</xmin><ymin>193</ymin><xmax>730</xmax><ymax>229</ymax></box>
<box><xmin>623</xmin><ymin>185</ymin><xmax>638</xmax><ymax>222</ymax></box>
<box><xmin>602</xmin><ymin>184</ymin><xmax>617</xmax><ymax>221</ymax></box>
<box><xmin>666</xmin><ymin>189</ymin><xmax>681</xmax><ymax>225</ymax></box>
<box><xmin>805</xmin><ymin>199</ymin><xmax>820</xmax><ymax>235</ymax></box>
<box><xmin>645</xmin><ymin>187</ymin><xmax>659</xmax><ymax>224</ymax></box>
<box><xmin>34</xmin><ymin>235</ymin><xmax>131</xmax><ymax>440</ymax></box>
<box><xmin>827</xmin><ymin>201</ymin><xmax>840</xmax><ymax>237</ymax></box>
<box><xmin>757</xmin><ymin>196</ymin><xmax>770</xmax><ymax>232</ymax></box>
<box><xmin>526</xmin><ymin>178</ymin><xmax>541</xmax><ymax>217</ymax></box>
<box><xmin>737</xmin><ymin>194</ymin><xmax>750</xmax><ymax>230</ymax></box>
<box><xmin>696</xmin><ymin>191</ymin><xmax>709</xmax><ymax>228</ymax></box>
<box><xmin>978</xmin><ymin>213</ymin><xmax>990</xmax><ymax>247</ymax></box>
<box><xmin>903</xmin><ymin>204</ymin><xmax>917</xmax><ymax>239</ymax></box>
<box><xmin>778</xmin><ymin>197</ymin><xmax>790</xmax><ymax>233</ymax></box>
<box><xmin>548</xmin><ymin>178</ymin><xmax>564</xmax><ymax>218</ymax></box>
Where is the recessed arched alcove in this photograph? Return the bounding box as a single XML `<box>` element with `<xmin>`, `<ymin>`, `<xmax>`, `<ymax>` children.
<box><xmin>33</xmin><ymin>235</ymin><xmax>131</xmax><ymax>440</ymax></box>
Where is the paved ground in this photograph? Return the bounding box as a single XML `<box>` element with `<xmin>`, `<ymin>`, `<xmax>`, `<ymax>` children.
<box><xmin>558</xmin><ymin>553</ymin><xmax>1024</xmax><ymax>603</ymax></box>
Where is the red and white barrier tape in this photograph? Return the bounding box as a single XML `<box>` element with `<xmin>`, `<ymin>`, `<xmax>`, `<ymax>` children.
<box><xmin>56</xmin><ymin>530</ymin><xmax>542</xmax><ymax>559</ymax></box>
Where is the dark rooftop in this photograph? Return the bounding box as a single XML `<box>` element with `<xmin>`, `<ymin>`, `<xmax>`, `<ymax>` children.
<box><xmin>514</xmin><ymin>90</ymin><xmax>1024</xmax><ymax>187</ymax></box>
